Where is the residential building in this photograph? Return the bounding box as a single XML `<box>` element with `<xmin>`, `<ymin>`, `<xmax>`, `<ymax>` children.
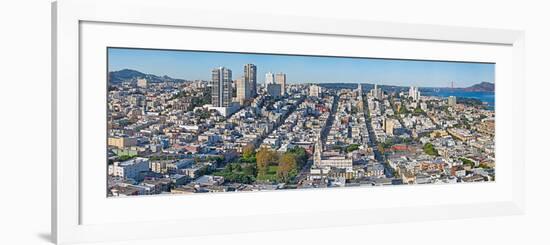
<box><xmin>108</xmin><ymin>157</ymin><xmax>150</xmax><ymax>180</ymax></box>
<box><xmin>212</xmin><ymin>67</ymin><xmax>232</xmax><ymax>107</ymax></box>
<box><xmin>137</xmin><ymin>78</ymin><xmax>148</xmax><ymax>88</ymax></box>
<box><xmin>448</xmin><ymin>96</ymin><xmax>457</xmax><ymax>107</ymax></box>
<box><xmin>265</xmin><ymin>72</ymin><xmax>274</xmax><ymax>86</ymax></box>
<box><xmin>236</xmin><ymin>77</ymin><xmax>250</xmax><ymax>105</ymax></box>
<box><xmin>313</xmin><ymin>139</ymin><xmax>352</xmax><ymax>170</ymax></box>
<box><xmin>309</xmin><ymin>84</ymin><xmax>321</xmax><ymax>97</ymax></box>
<box><xmin>108</xmin><ymin>136</ymin><xmax>138</xmax><ymax>149</ymax></box>
<box><xmin>385</xmin><ymin>118</ymin><xmax>394</xmax><ymax>135</ymax></box>
<box><xmin>267</xmin><ymin>83</ymin><xmax>282</xmax><ymax>97</ymax></box>
<box><xmin>244</xmin><ymin>64</ymin><xmax>257</xmax><ymax>97</ymax></box>
<box><xmin>275</xmin><ymin>72</ymin><xmax>286</xmax><ymax>94</ymax></box>
<box><xmin>409</xmin><ymin>86</ymin><xmax>420</xmax><ymax>101</ymax></box>
<box><xmin>371</xmin><ymin>84</ymin><xmax>383</xmax><ymax>100</ymax></box>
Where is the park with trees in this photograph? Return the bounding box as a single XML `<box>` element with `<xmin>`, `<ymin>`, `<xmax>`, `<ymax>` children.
<box><xmin>213</xmin><ymin>146</ymin><xmax>309</xmax><ymax>185</ymax></box>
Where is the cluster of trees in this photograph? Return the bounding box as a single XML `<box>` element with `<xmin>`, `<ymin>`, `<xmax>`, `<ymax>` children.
<box><xmin>345</xmin><ymin>144</ymin><xmax>360</xmax><ymax>153</ymax></box>
<box><xmin>376</xmin><ymin>137</ymin><xmax>415</xmax><ymax>153</ymax></box>
<box><xmin>212</xmin><ymin>146</ymin><xmax>309</xmax><ymax>185</ymax></box>
<box><xmin>191</xmin><ymin>92</ymin><xmax>211</xmax><ymax>109</ymax></box>
<box><xmin>457</xmin><ymin>97</ymin><xmax>483</xmax><ymax>107</ymax></box>
<box><xmin>412</xmin><ymin>107</ymin><xmax>425</xmax><ymax>115</ymax></box>
<box><xmin>172</xmin><ymin>89</ymin><xmax>211</xmax><ymax>109</ymax></box>
<box><xmin>398</xmin><ymin>105</ymin><xmax>409</xmax><ymax>114</ymax></box>
<box><xmin>331</xmin><ymin>144</ymin><xmax>360</xmax><ymax>153</ymax></box>
<box><xmin>423</xmin><ymin>143</ymin><xmax>439</xmax><ymax>156</ymax></box>
<box><xmin>193</xmin><ymin>109</ymin><xmax>211</xmax><ymax>119</ymax></box>
<box><xmin>256</xmin><ymin>147</ymin><xmax>279</xmax><ymax>179</ymax></box>
<box><xmin>241</xmin><ymin>145</ymin><xmax>256</xmax><ymax>163</ymax></box>
<box><xmin>459</xmin><ymin>157</ymin><xmax>475</xmax><ymax>168</ymax></box>
<box><xmin>256</xmin><ymin>147</ymin><xmax>308</xmax><ymax>183</ymax></box>
<box><xmin>117</xmin><ymin>154</ymin><xmax>136</xmax><ymax>161</ymax></box>
<box><xmin>214</xmin><ymin>162</ymin><xmax>257</xmax><ymax>184</ymax></box>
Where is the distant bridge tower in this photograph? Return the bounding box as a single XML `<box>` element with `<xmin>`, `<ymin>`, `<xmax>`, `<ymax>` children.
<box><xmin>451</xmin><ymin>81</ymin><xmax>454</xmax><ymax>89</ymax></box>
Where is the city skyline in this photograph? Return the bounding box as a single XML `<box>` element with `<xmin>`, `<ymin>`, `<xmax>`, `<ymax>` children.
<box><xmin>108</xmin><ymin>48</ymin><xmax>495</xmax><ymax>88</ymax></box>
<box><xmin>107</xmin><ymin>47</ymin><xmax>495</xmax><ymax>197</ymax></box>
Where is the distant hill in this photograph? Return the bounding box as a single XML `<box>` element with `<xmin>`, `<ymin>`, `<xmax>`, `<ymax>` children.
<box><xmin>108</xmin><ymin>69</ymin><xmax>186</xmax><ymax>83</ymax></box>
<box><xmin>463</xmin><ymin>82</ymin><xmax>494</xmax><ymax>92</ymax></box>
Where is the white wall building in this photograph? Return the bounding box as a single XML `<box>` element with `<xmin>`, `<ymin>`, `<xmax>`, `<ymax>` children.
<box><xmin>108</xmin><ymin>157</ymin><xmax>150</xmax><ymax>179</ymax></box>
<box><xmin>409</xmin><ymin>86</ymin><xmax>421</xmax><ymax>101</ymax></box>
<box><xmin>309</xmin><ymin>84</ymin><xmax>321</xmax><ymax>97</ymax></box>
<box><xmin>265</xmin><ymin>72</ymin><xmax>274</xmax><ymax>87</ymax></box>
<box><xmin>137</xmin><ymin>78</ymin><xmax>148</xmax><ymax>88</ymax></box>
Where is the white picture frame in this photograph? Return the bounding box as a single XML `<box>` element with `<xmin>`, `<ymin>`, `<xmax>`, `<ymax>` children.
<box><xmin>52</xmin><ymin>0</ymin><xmax>525</xmax><ymax>244</ymax></box>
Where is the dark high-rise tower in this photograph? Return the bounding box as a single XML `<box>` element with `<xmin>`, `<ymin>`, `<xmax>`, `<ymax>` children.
<box><xmin>244</xmin><ymin>64</ymin><xmax>257</xmax><ymax>97</ymax></box>
<box><xmin>212</xmin><ymin>67</ymin><xmax>232</xmax><ymax>107</ymax></box>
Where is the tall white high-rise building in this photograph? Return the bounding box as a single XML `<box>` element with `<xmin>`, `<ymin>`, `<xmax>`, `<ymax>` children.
<box><xmin>265</xmin><ymin>72</ymin><xmax>274</xmax><ymax>87</ymax></box>
<box><xmin>409</xmin><ymin>86</ymin><xmax>420</xmax><ymax>101</ymax></box>
<box><xmin>448</xmin><ymin>96</ymin><xmax>457</xmax><ymax>107</ymax></box>
<box><xmin>371</xmin><ymin>84</ymin><xmax>383</xmax><ymax>100</ymax></box>
<box><xmin>212</xmin><ymin>67</ymin><xmax>232</xmax><ymax>107</ymax></box>
<box><xmin>244</xmin><ymin>64</ymin><xmax>257</xmax><ymax>97</ymax></box>
<box><xmin>309</xmin><ymin>84</ymin><xmax>321</xmax><ymax>97</ymax></box>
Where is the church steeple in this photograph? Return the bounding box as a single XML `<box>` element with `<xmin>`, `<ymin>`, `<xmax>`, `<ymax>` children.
<box><xmin>314</xmin><ymin>137</ymin><xmax>322</xmax><ymax>167</ymax></box>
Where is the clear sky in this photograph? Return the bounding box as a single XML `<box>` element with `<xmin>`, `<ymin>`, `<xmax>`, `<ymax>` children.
<box><xmin>108</xmin><ymin>47</ymin><xmax>495</xmax><ymax>88</ymax></box>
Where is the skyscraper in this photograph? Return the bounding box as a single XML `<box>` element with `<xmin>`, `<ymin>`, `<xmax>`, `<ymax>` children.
<box><xmin>244</xmin><ymin>64</ymin><xmax>257</xmax><ymax>97</ymax></box>
<box><xmin>409</xmin><ymin>86</ymin><xmax>420</xmax><ymax>101</ymax></box>
<box><xmin>275</xmin><ymin>72</ymin><xmax>286</xmax><ymax>95</ymax></box>
<box><xmin>236</xmin><ymin>77</ymin><xmax>250</xmax><ymax>105</ymax></box>
<box><xmin>448</xmin><ymin>96</ymin><xmax>457</xmax><ymax>107</ymax></box>
<box><xmin>371</xmin><ymin>84</ymin><xmax>382</xmax><ymax>100</ymax></box>
<box><xmin>309</xmin><ymin>84</ymin><xmax>321</xmax><ymax>97</ymax></box>
<box><xmin>265</xmin><ymin>72</ymin><xmax>274</xmax><ymax>87</ymax></box>
<box><xmin>212</xmin><ymin>67</ymin><xmax>232</xmax><ymax>107</ymax></box>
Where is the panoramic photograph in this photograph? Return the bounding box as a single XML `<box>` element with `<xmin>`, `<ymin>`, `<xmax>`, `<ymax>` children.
<box><xmin>106</xmin><ymin>47</ymin><xmax>495</xmax><ymax>197</ymax></box>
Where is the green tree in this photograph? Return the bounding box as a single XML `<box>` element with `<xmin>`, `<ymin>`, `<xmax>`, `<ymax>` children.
<box><xmin>233</xmin><ymin>164</ymin><xmax>242</xmax><ymax>172</ymax></box>
<box><xmin>256</xmin><ymin>147</ymin><xmax>278</xmax><ymax>177</ymax></box>
<box><xmin>287</xmin><ymin>147</ymin><xmax>308</xmax><ymax>168</ymax></box>
<box><xmin>413</xmin><ymin>107</ymin><xmax>424</xmax><ymax>115</ymax></box>
<box><xmin>224</xmin><ymin>163</ymin><xmax>233</xmax><ymax>173</ymax></box>
<box><xmin>243</xmin><ymin>164</ymin><xmax>257</xmax><ymax>176</ymax></box>
<box><xmin>423</xmin><ymin>143</ymin><xmax>439</xmax><ymax>156</ymax></box>
<box><xmin>398</xmin><ymin>105</ymin><xmax>409</xmax><ymax>114</ymax></box>
<box><xmin>242</xmin><ymin>144</ymin><xmax>255</xmax><ymax>159</ymax></box>
<box><xmin>459</xmin><ymin>157</ymin><xmax>475</xmax><ymax>168</ymax></box>
<box><xmin>277</xmin><ymin>153</ymin><xmax>298</xmax><ymax>183</ymax></box>
<box><xmin>118</xmin><ymin>155</ymin><xmax>136</xmax><ymax>161</ymax></box>
<box><xmin>346</xmin><ymin>144</ymin><xmax>360</xmax><ymax>153</ymax></box>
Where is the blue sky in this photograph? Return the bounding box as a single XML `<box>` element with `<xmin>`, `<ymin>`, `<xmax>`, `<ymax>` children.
<box><xmin>108</xmin><ymin>47</ymin><xmax>494</xmax><ymax>88</ymax></box>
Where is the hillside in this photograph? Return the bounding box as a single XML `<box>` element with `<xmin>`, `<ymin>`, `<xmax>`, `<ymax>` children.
<box><xmin>108</xmin><ymin>69</ymin><xmax>186</xmax><ymax>83</ymax></box>
<box><xmin>463</xmin><ymin>82</ymin><xmax>494</xmax><ymax>92</ymax></box>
